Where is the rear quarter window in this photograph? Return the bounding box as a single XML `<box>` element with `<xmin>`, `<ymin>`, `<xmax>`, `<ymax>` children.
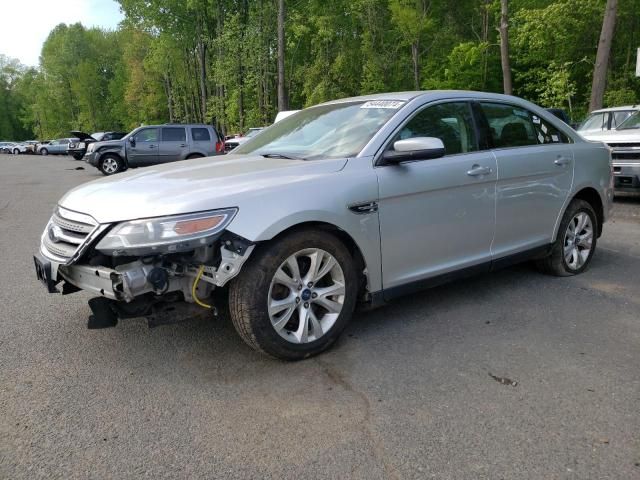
<box><xmin>191</xmin><ymin>128</ymin><xmax>211</xmax><ymax>142</ymax></box>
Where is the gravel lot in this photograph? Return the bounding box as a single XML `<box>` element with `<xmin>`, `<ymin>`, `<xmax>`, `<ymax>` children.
<box><xmin>1</xmin><ymin>154</ymin><xmax>639</xmax><ymax>479</ymax></box>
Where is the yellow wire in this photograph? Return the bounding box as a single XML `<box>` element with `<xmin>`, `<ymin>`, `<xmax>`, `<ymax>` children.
<box><xmin>192</xmin><ymin>265</ymin><xmax>212</xmax><ymax>309</ymax></box>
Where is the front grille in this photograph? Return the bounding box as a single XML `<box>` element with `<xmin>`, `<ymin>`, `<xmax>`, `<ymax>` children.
<box><xmin>607</xmin><ymin>143</ymin><xmax>640</xmax><ymax>149</ymax></box>
<box><xmin>41</xmin><ymin>207</ymin><xmax>99</xmax><ymax>263</ymax></box>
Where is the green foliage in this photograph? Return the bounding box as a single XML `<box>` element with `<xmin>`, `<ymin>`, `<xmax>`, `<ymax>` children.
<box><xmin>2</xmin><ymin>0</ymin><xmax>640</xmax><ymax>140</ymax></box>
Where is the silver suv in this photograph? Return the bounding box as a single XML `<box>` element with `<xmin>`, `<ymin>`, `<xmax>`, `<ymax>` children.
<box><xmin>83</xmin><ymin>124</ymin><xmax>224</xmax><ymax>175</ymax></box>
<box><xmin>34</xmin><ymin>91</ymin><xmax>613</xmax><ymax>360</ymax></box>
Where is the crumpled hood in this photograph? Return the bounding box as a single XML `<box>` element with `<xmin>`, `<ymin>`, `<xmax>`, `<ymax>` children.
<box><xmin>580</xmin><ymin>129</ymin><xmax>640</xmax><ymax>144</ymax></box>
<box><xmin>59</xmin><ymin>154</ymin><xmax>348</xmax><ymax>224</ymax></box>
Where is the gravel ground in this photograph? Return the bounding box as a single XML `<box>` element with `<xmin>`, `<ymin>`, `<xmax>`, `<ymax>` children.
<box><xmin>1</xmin><ymin>154</ymin><xmax>639</xmax><ymax>479</ymax></box>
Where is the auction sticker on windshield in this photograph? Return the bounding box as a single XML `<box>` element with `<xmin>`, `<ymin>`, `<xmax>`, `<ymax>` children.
<box><xmin>360</xmin><ymin>100</ymin><xmax>405</xmax><ymax>109</ymax></box>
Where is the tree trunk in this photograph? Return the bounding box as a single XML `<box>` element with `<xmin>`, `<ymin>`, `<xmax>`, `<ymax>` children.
<box><xmin>164</xmin><ymin>75</ymin><xmax>174</xmax><ymax>123</ymax></box>
<box><xmin>498</xmin><ymin>0</ymin><xmax>512</xmax><ymax>95</ymax></box>
<box><xmin>411</xmin><ymin>42</ymin><xmax>420</xmax><ymax>89</ymax></box>
<box><xmin>198</xmin><ymin>40</ymin><xmax>207</xmax><ymax>120</ymax></box>
<box><xmin>277</xmin><ymin>0</ymin><xmax>288</xmax><ymax>111</ymax></box>
<box><xmin>589</xmin><ymin>0</ymin><xmax>618</xmax><ymax>112</ymax></box>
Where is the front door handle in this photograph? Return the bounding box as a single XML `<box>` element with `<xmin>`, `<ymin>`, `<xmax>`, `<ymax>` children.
<box><xmin>467</xmin><ymin>165</ymin><xmax>492</xmax><ymax>177</ymax></box>
<box><xmin>179</xmin><ymin>144</ymin><xmax>187</xmax><ymax>147</ymax></box>
<box><xmin>554</xmin><ymin>156</ymin><xmax>570</xmax><ymax>166</ymax></box>
<box><xmin>149</xmin><ymin>144</ymin><xmax>156</xmax><ymax>149</ymax></box>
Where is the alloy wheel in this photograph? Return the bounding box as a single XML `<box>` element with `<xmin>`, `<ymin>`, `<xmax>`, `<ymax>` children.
<box><xmin>268</xmin><ymin>248</ymin><xmax>346</xmax><ymax>344</ymax></box>
<box><xmin>563</xmin><ymin>211</ymin><xmax>593</xmax><ymax>271</ymax></box>
<box><xmin>102</xmin><ymin>158</ymin><xmax>119</xmax><ymax>174</ymax></box>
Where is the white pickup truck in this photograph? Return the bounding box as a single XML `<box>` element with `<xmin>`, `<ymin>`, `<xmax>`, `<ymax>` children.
<box><xmin>579</xmin><ymin>109</ymin><xmax>640</xmax><ymax>193</ymax></box>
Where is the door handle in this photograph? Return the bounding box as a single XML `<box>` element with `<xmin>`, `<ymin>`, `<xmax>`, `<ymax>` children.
<box><xmin>467</xmin><ymin>165</ymin><xmax>492</xmax><ymax>177</ymax></box>
<box><xmin>149</xmin><ymin>144</ymin><xmax>156</xmax><ymax>148</ymax></box>
<box><xmin>554</xmin><ymin>156</ymin><xmax>570</xmax><ymax>166</ymax></box>
<box><xmin>179</xmin><ymin>144</ymin><xmax>187</xmax><ymax>147</ymax></box>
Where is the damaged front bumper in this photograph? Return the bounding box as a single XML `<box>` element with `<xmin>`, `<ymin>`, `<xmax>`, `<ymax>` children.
<box><xmin>35</xmin><ymin>236</ymin><xmax>255</xmax><ymax>303</ymax></box>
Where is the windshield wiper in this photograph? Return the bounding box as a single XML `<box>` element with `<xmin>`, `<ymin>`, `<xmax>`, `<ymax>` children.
<box><xmin>260</xmin><ymin>152</ymin><xmax>306</xmax><ymax>160</ymax></box>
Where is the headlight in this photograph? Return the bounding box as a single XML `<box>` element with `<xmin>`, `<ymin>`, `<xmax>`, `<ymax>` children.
<box><xmin>95</xmin><ymin>208</ymin><xmax>237</xmax><ymax>256</ymax></box>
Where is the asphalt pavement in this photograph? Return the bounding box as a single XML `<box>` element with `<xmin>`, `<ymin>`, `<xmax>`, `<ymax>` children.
<box><xmin>1</xmin><ymin>154</ymin><xmax>639</xmax><ymax>479</ymax></box>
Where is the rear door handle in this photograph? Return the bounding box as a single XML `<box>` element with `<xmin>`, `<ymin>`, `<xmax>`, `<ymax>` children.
<box><xmin>554</xmin><ymin>156</ymin><xmax>570</xmax><ymax>166</ymax></box>
<box><xmin>179</xmin><ymin>144</ymin><xmax>187</xmax><ymax>147</ymax></box>
<box><xmin>149</xmin><ymin>144</ymin><xmax>156</xmax><ymax>149</ymax></box>
<box><xmin>467</xmin><ymin>165</ymin><xmax>492</xmax><ymax>177</ymax></box>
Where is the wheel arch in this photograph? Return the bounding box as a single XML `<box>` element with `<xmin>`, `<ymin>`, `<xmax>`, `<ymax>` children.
<box><xmin>251</xmin><ymin>220</ymin><xmax>371</xmax><ymax>299</ymax></box>
<box><xmin>571</xmin><ymin>187</ymin><xmax>604</xmax><ymax>237</ymax></box>
<box><xmin>554</xmin><ymin>186</ymin><xmax>605</xmax><ymax>241</ymax></box>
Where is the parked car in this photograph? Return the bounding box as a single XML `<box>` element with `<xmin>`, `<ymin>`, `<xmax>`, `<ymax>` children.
<box><xmin>0</xmin><ymin>142</ymin><xmax>28</xmax><ymax>154</ymax></box>
<box><xmin>580</xmin><ymin>110</ymin><xmax>640</xmax><ymax>193</ymax></box>
<box><xmin>578</xmin><ymin>105</ymin><xmax>639</xmax><ymax>135</ymax></box>
<box><xmin>224</xmin><ymin>127</ymin><xmax>265</xmax><ymax>153</ymax></box>
<box><xmin>83</xmin><ymin>124</ymin><xmax>224</xmax><ymax>175</ymax></box>
<box><xmin>22</xmin><ymin>140</ymin><xmax>40</xmax><ymax>153</ymax></box>
<box><xmin>67</xmin><ymin>131</ymin><xmax>127</xmax><ymax>160</ymax></box>
<box><xmin>37</xmin><ymin>138</ymin><xmax>78</xmax><ymax>156</ymax></box>
<box><xmin>34</xmin><ymin>91</ymin><xmax>612</xmax><ymax>360</ymax></box>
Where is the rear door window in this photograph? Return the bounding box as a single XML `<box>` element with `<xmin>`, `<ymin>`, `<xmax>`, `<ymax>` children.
<box><xmin>161</xmin><ymin>127</ymin><xmax>186</xmax><ymax>142</ymax></box>
<box><xmin>191</xmin><ymin>128</ymin><xmax>211</xmax><ymax>142</ymax></box>
<box><xmin>479</xmin><ymin>103</ymin><xmax>538</xmax><ymax>148</ymax></box>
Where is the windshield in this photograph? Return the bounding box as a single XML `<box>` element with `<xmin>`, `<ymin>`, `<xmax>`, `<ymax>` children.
<box><xmin>233</xmin><ymin>101</ymin><xmax>404</xmax><ymax>159</ymax></box>
<box><xmin>617</xmin><ymin>111</ymin><xmax>640</xmax><ymax>130</ymax></box>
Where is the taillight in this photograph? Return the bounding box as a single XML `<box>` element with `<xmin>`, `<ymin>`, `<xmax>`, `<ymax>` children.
<box><xmin>215</xmin><ymin>141</ymin><xmax>224</xmax><ymax>153</ymax></box>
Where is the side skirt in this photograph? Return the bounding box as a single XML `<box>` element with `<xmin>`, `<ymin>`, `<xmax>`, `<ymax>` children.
<box><xmin>368</xmin><ymin>244</ymin><xmax>552</xmax><ymax>307</ymax></box>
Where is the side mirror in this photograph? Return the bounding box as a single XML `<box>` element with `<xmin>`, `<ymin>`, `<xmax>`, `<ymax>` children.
<box><xmin>128</xmin><ymin>136</ymin><xmax>136</xmax><ymax>147</ymax></box>
<box><xmin>382</xmin><ymin>137</ymin><xmax>446</xmax><ymax>164</ymax></box>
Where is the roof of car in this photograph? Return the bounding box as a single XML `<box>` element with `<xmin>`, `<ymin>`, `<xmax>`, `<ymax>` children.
<box><xmin>591</xmin><ymin>105</ymin><xmax>640</xmax><ymax>113</ymax></box>
<box><xmin>320</xmin><ymin>90</ymin><xmax>536</xmax><ymax>106</ymax></box>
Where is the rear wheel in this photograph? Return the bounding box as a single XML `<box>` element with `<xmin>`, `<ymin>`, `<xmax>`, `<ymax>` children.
<box><xmin>12</xmin><ymin>148</ymin><xmax>19</xmax><ymax>155</ymax></box>
<box><xmin>536</xmin><ymin>199</ymin><xmax>597</xmax><ymax>276</ymax></box>
<box><xmin>73</xmin><ymin>153</ymin><xmax>83</xmax><ymax>160</ymax></box>
<box><xmin>186</xmin><ymin>153</ymin><xmax>204</xmax><ymax>160</ymax></box>
<box><xmin>40</xmin><ymin>148</ymin><xmax>48</xmax><ymax>156</ymax></box>
<box><xmin>99</xmin><ymin>154</ymin><xmax>124</xmax><ymax>176</ymax></box>
<box><xmin>229</xmin><ymin>229</ymin><xmax>358</xmax><ymax>360</ymax></box>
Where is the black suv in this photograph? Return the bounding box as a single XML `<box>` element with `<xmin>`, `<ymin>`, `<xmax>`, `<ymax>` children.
<box><xmin>67</xmin><ymin>131</ymin><xmax>127</xmax><ymax>160</ymax></box>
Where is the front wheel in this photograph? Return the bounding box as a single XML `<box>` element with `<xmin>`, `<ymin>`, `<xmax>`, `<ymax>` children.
<box><xmin>40</xmin><ymin>148</ymin><xmax>48</xmax><ymax>156</ymax></box>
<box><xmin>536</xmin><ymin>199</ymin><xmax>597</xmax><ymax>276</ymax></box>
<box><xmin>99</xmin><ymin>155</ymin><xmax>124</xmax><ymax>175</ymax></box>
<box><xmin>229</xmin><ymin>230</ymin><xmax>358</xmax><ymax>360</ymax></box>
<box><xmin>73</xmin><ymin>153</ymin><xmax>83</xmax><ymax>160</ymax></box>
<box><xmin>13</xmin><ymin>148</ymin><xmax>19</xmax><ymax>155</ymax></box>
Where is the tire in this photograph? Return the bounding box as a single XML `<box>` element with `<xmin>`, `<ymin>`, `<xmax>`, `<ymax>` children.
<box><xmin>73</xmin><ymin>153</ymin><xmax>83</xmax><ymax>160</ymax></box>
<box><xmin>40</xmin><ymin>148</ymin><xmax>48</xmax><ymax>156</ymax></box>
<box><xmin>186</xmin><ymin>153</ymin><xmax>204</xmax><ymax>160</ymax></box>
<box><xmin>536</xmin><ymin>199</ymin><xmax>598</xmax><ymax>276</ymax></box>
<box><xmin>99</xmin><ymin>154</ymin><xmax>124</xmax><ymax>176</ymax></box>
<box><xmin>12</xmin><ymin>148</ymin><xmax>19</xmax><ymax>155</ymax></box>
<box><xmin>229</xmin><ymin>229</ymin><xmax>358</xmax><ymax>360</ymax></box>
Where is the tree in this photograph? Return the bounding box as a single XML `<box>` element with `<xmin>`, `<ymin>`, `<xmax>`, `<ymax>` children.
<box><xmin>498</xmin><ymin>0</ymin><xmax>512</xmax><ymax>95</ymax></box>
<box><xmin>277</xmin><ymin>0</ymin><xmax>288</xmax><ymax>111</ymax></box>
<box><xmin>589</xmin><ymin>0</ymin><xmax>618</xmax><ymax>112</ymax></box>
